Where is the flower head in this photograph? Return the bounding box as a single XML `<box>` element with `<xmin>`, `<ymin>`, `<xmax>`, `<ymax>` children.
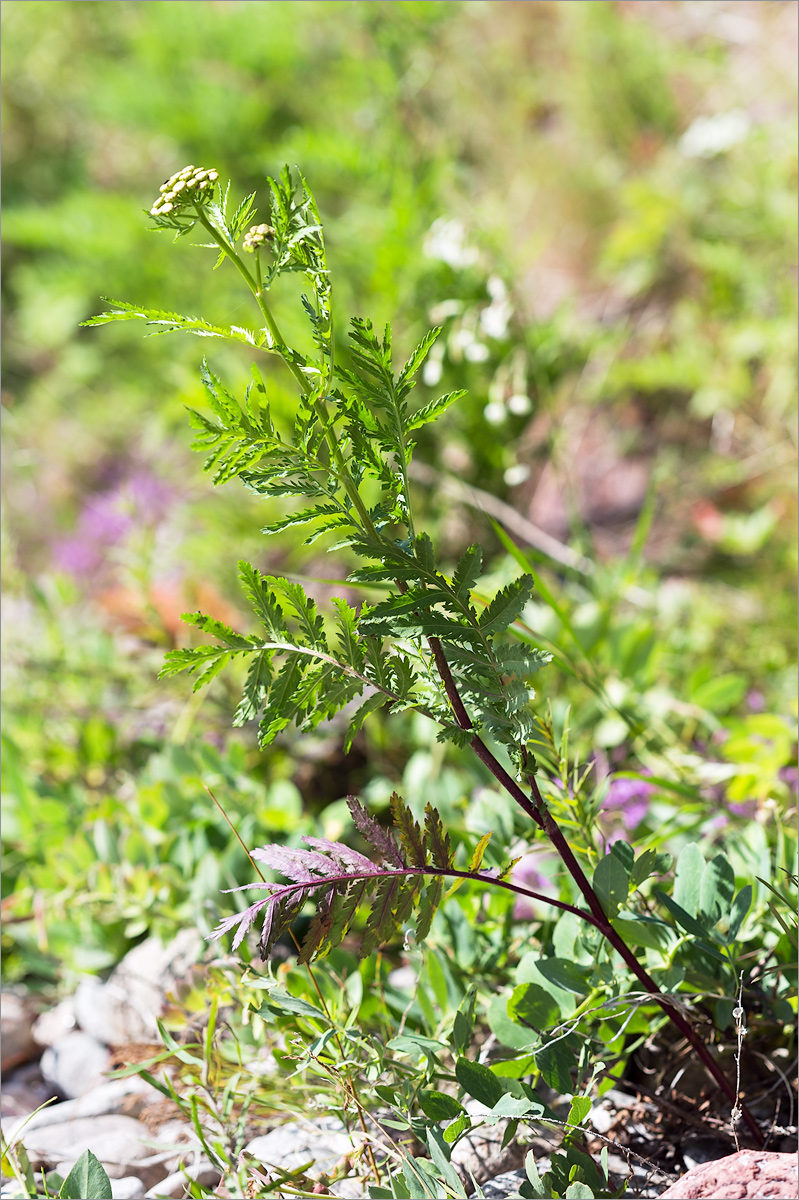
<box><xmin>242</xmin><ymin>223</ymin><xmax>275</xmax><ymax>252</ymax></box>
<box><xmin>149</xmin><ymin>165</ymin><xmax>219</xmax><ymax>217</ymax></box>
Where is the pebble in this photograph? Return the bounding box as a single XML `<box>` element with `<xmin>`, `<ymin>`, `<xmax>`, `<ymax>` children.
<box><xmin>40</xmin><ymin>1030</ymin><xmax>111</xmax><ymax>1098</ymax></box>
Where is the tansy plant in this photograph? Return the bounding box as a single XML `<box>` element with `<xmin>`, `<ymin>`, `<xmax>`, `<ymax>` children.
<box><xmin>85</xmin><ymin>165</ymin><xmax>764</xmax><ymax>1148</ymax></box>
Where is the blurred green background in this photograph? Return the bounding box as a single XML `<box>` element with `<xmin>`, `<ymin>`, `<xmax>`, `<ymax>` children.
<box><xmin>2</xmin><ymin>0</ymin><xmax>797</xmax><ymax>987</ymax></box>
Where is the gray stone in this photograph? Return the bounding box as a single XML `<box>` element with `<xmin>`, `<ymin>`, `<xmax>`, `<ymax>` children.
<box><xmin>40</xmin><ymin>1030</ymin><xmax>111</xmax><ymax>1098</ymax></box>
<box><xmin>246</xmin><ymin>1117</ymin><xmax>363</xmax><ymax>1177</ymax></box>
<box><xmin>17</xmin><ymin>1113</ymin><xmax>158</xmax><ymax>1183</ymax></box>
<box><xmin>0</xmin><ymin>1062</ymin><xmax>57</xmax><ymax>1120</ymax></box>
<box><xmin>1</xmin><ymin>993</ymin><xmax>38</xmax><ymax>1074</ymax></box>
<box><xmin>478</xmin><ymin>1168</ymin><xmax>529</xmax><ymax>1199</ymax></box>
<box><xmin>32</xmin><ymin>997</ymin><xmax>77</xmax><ymax>1047</ymax></box>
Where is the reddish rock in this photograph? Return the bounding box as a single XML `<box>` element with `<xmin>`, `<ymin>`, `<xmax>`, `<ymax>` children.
<box><xmin>659</xmin><ymin>1150</ymin><xmax>798</xmax><ymax>1199</ymax></box>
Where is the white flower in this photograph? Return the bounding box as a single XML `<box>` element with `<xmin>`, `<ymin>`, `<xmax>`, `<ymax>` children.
<box><xmin>679</xmin><ymin>110</ymin><xmax>750</xmax><ymax>158</ymax></box>
<box><xmin>424</xmin><ymin>217</ymin><xmax>479</xmax><ymax>269</ymax></box>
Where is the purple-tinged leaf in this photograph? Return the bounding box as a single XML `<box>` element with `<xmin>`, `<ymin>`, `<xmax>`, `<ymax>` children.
<box><xmin>252</xmin><ymin>844</ymin><xmax>342</xmax><ymax>881</ymax></box>
<box><xmin>208</xmin><ymin>898</ymin><xmax>272</xmax><ymax>950</ymax></box>
<box><xmin>300</xmin><ymin>836</ymin><xmax>377</xmax><ymax>875</ymax></box>
<box><xmin>347</xmin><ymin>795</ymin><xmax>405</xmax><ymax>868</ymax></box>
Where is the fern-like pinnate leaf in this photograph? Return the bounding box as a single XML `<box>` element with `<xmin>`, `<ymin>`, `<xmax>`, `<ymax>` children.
<box><xmin>210</xmin><ymin>793</ymin><xmax>457</xmax><ymax>962</ymax></box>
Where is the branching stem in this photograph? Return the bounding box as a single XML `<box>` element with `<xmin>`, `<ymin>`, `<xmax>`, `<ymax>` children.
<box><xmin>427</xmin><ymin>638</ymin><xmax>764</xmax><ymax>1144</ymax></box>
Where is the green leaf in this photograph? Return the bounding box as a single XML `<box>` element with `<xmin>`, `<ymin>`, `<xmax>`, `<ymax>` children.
<box><xmin>565</xmin><ymin>1183</ymin><xmax>595</xmax><ymax>1199</ymax></box>
<box><xmin>452</xmin><ymin>545</ymin><xmax>483</xmax><ymax>603</ymax></box>
<box><xmin>525</xmin><ymin>1150</ymin><xmax>549</xmax><ymax>1199</ymax></box>
<box><xmin>259</xmin><ymin>987</ymin><xmax>332</xmax><ymax>1024</ymax></box>
<box><xmin>535</xmin><ymin>958</ymin><xmax>591</xmax><ymax>996</ymax></box>
<box><xmin>728</xmin><ymin>885</ymin><xmax>752</xmax><ymax>941</ymax></box>
<box><xmin>486</xmin><ymin>1094</ymin><xmax>545</xmax><ymax>1122</ymax></box>
<box><xmin>629</xmin><ymin>848</ymin><xmax>673</xmax><ymax>890</ymax></box>
<box><xmin>233</xmin><ymin>650</ymin><xmax>272</xmax><ymax>725</ymax></box>
<box><xmin>611</xmin><ymin>912</ymin><xmax>677</xmax><ymax>952</ymax></box>
<box><xmin>406</xmin><ymin>389</ymin><xmax>466</xmax><ymax>433</ymax></box>
<box><xmin>673</xmin><ymin>843</ymin><xmax>705</xmax><ymax>918</ymax></box>
<box><xmin>59</xmin><ymin>1150</ymin><xmax>112</xmax><ymax>1200</ymax></box>
<box><xmin>689</xmin><ymin>672</ymin><xmax>747</xmax><ymax>714</ymax></box>
<box><xmin>535</xmin><ymin>1037</ymin><xmax>576</xmax><ymax>1093</ymax></box>
<box><xmin>565</xmin><ymin>1095</ymin><xmax>592</xmax><ymax>1130</ymax></box>
<box><xmin>487</xmin><ymin>993</ymin><xmax>537</xmax><ymax>1050</ymax></box>
<box><xmin>418</xmin><ymin>1090</ymin><xmax>465</xmax><ymax>1122</ymax></box>
<box><xmin>468</xmin><ymin>831</ymin><xmax>493</xmax><ymax>873</ymax></box>
<box><xmin>699</xmin><ymin>853</ymin><xmax>736</xmax><ymax>927</ymax></box>
<box><xmin>391</xmin><ymin>792</ymin><xmax>426</xmax><ymax>867</ymax></box>
<box><xmin>592</xmin><ymin>854</ymin><xmax>630</xmax><ymax>918</ymax></box>
<box><xmin>344</xmin><ymin>691</ymin><xmax>388</xmax><ymax>753</ymax></box>
<box><xmin>507</xmin><ymin>983</ymin><xmax>560</xmax><ymax>1031</ymax></box>
<box><xmin>478</xmin><ymin>577</ymin><xmax>535</xmax><ymax>636</ymax></box>
<box><xmin>610</xmin><ymin>841</ymin><xmax>635</xmax><ymax>874</ymax></box>
<box><xmin>426</xmin><ymin>1127</ymin><xmax>463</xmax><ymax>1194</ymax></box>
<box><xmin>452</xmin><ymin>984</ymin><xmax>478</xmax><ymax>1056</ymax></box>
<box><xmin>455</xmin><ymin>1056</ymin><xmax>505</xmax><ymax>1108</ymax></box>
<box><xmin>423</xmin><ymin>803</ymin><xmax>452</xmax><ymax>868</ymax></box>
<box><xmin>443</xmin><ymin>1112</ymin><xmax>470</xmax><ymax>1144</ymax></box>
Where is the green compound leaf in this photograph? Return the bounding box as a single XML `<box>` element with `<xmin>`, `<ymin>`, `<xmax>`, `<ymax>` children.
<box><xmin>477</xmin><ymin>576</ymin><xmax>535</xmax><ymax>636</ymax></box>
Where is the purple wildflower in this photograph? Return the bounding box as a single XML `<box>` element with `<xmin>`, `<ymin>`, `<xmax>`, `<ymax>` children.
<box><xmin>510</xmin><ymin>852</ymin><xmax>558</xmax><ymax>921</ymax></box>
<box><xmin>604</xmin><ymin>773</ymin><xmax>655</xmax><ymax>831</ymax></box>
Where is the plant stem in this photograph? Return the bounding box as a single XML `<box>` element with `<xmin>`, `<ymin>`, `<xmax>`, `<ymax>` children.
<box><xmin>427</xmin><ymin>638</ymin><xmax>764</xmax><ymax>1145</ymax></box>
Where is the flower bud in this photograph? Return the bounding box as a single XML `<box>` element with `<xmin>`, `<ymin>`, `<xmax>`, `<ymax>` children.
<box><xmin>243</xmin><ymin>223</ymin><xmax>275</xmax><ymax>251</ymax></box>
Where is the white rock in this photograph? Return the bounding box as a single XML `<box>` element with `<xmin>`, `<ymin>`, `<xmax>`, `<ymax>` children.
<box><xmin>1</xmin><ymin>992</ymin><xmax>38</xmax><ymax>1073</ymax></box>
<box><xmin>40</xmin><ymin>1030</ymin><xmax>110</xmax><ymax>1098</ymax></box>
<box><xmin>17</xmin><ymin>1113</ymin><xmax>156</xmax><ymax>1181</ymax></box>
<box><xmin>111</xmin><ymin>1178</ymin><xmax>147</xmax><ymax>1200</ymax></box>
<box><xmin>246</xmin><ymin>1117</ymin><xmax>362</xmax><ymax>1176</ymax></box>
<box><xmin>143</xmin><ymin>1164</ymin><xmax>220</xmax><ymax>1198</ymax></box>
<box><xmin>74</xmin><ymin>930</ymin><xmax>204</xmax><ymax>1046</ymax></box>
<box><xmin>32</xmin><ymin>997</ymin><xmax>77</xmax><ymax>1047</ymax></box>
<box><xmin>1</xmin><ymin>1075</ymin><xmax>152</xmax><ymax>1144</ymax></box>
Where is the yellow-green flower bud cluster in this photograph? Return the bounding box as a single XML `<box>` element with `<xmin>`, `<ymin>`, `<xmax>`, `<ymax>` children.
<box><xmin>150</xmin><ymin>166</ymin><xmax>219</xmax><ymax>216</ymax></box>
<box><xmin>243</xmin><ymin>223</ymin><xmax>275</xmax><ymax>252</ymax></box>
